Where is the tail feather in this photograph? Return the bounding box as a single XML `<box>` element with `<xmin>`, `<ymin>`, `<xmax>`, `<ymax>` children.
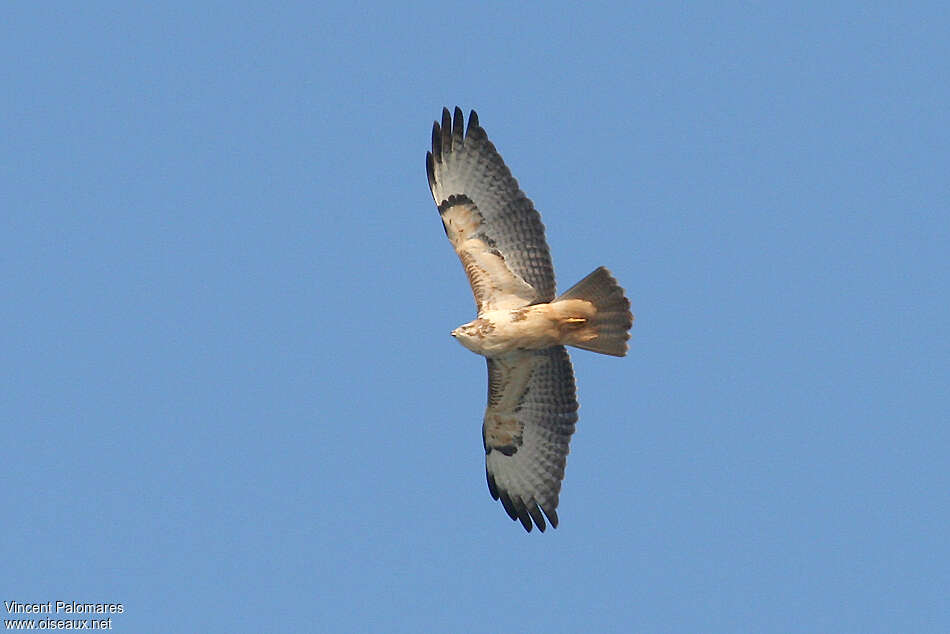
<box><xmin>557</xmin><ymin>266</ymin><xmax>633</xmax><ymax>357</ymax></box>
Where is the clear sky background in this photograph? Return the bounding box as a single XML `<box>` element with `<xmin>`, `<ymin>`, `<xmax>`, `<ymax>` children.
<box><xmin>3</xmin><ymin>3</ymin><xmax>948</xmax><ymax>632</ymax></box>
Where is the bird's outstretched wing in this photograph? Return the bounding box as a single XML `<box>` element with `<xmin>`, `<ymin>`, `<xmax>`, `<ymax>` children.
<box><xmin>427</xmin><ymin>107</ymin><xmax>555</xmax><ymax>312</ymax></box>
<box><xmin>483</xmin><ymin>346</ymin><xmax>578</xmax><ymax>532</ymax></box>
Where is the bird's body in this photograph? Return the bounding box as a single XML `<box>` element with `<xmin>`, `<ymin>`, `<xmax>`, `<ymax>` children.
<box><xmin>452</xmin><ymin>300</ymin><xmax>598</xmax><ymax>357</ymax></box>
<box><xmin>426</xmin><ymin>107</ymin><xmax>634</xmax><ymax>531</ymax></box>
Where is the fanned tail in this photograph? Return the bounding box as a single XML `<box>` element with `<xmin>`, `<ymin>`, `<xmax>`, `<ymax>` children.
<box><xmin>556</xmin><ymin>267</ymin><xmax>633</xmax><ymax>357</ymax></box>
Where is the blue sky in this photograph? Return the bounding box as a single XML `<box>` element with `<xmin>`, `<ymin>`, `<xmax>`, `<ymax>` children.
<box><xmin>3</xmin><ymin>2</ymin><xmax>948</xmax><ymax>632</ymax></box>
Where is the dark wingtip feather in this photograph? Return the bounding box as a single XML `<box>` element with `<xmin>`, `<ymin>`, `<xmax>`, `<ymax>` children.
<box><xmin>528</xmin><ymin>504</ymin><xmax>547</xmax><ymax>532</ymax></box>
<box><xmin>441</xmin><ymin>107</ymin><xmax>452</xmax><ymax>153</ymax></box>
<box><xmin>513</xmin><ymin>497</ymin><xmax>533</xmax><ymax>532</ymax></box>
<box><xmin>486</xmin><ymin>470</ymin><xmax>500</xmax><ymax>500</ymax></box>
<box><xmin>425</xmin><ymin>151</ymin><xmax>435</xmax><ymax>192</ymax></box>
<box><xmin>431</xmin><ymin>121</ymin><xmax>442</xmax><ymax>163</ymax></box>
<box><xmin>452</xmin><ymin>107</ymin><xmax>464</xmax><ymax>146</ymax></box>
<box><xmin>467</xmin><ymin>109</ymin><xmax>479</xmax><ymax>137</ymax></box>
<box><xmin>498</xmin><ymin>489</ymin><xmax>519</xmax><ymax>521</ymax></box>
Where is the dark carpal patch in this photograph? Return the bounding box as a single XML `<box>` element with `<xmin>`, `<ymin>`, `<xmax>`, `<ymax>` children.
<box><xmin>437</xmin><ymin>193</ymin><xmax>476</xmax><ymax>216</ymax></box>
<box><xmin>483</xmin><ymin>413</ymin><xmax>523</xmax><ymax>456</ymax></box>
<box><xmin>482</xmin><ymin>425</ymin><xmax>519</xmax><ymax>457</ymax></box>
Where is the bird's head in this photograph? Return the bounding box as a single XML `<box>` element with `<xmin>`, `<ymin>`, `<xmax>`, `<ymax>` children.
<box><xmin>451</xmin><ymin>319</ymin><xmax>490</xmax><ymax>353</ymax></box>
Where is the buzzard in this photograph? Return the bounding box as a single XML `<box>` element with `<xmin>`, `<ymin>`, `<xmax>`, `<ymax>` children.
<box><xmin>426</xmin><ymin>107</ymin><xmax>634</xmax><ymax>532</ymax></box>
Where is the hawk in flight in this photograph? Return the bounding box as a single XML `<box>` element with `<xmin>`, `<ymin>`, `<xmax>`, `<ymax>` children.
<box><xmin>426</xmin><ymin>107</ymin><xmax>634</xmax><ymax>532</ymax></box>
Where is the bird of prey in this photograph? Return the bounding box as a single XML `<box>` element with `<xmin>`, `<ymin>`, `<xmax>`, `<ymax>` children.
<box><xmin>426</xmin><ymin>107</ymin><xmax>634</xmax><ymax>532</ymax></box>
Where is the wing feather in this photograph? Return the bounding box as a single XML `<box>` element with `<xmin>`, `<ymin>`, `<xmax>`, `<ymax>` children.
<box><xmin>483</xmin><ymin>346</ymin><xmax>578</xmax><ymax>532</ymax></box>
<box><xmin>427</xmin><ymin>107</ymin><xmax>556</xmax><ymax>312</ymax></box>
